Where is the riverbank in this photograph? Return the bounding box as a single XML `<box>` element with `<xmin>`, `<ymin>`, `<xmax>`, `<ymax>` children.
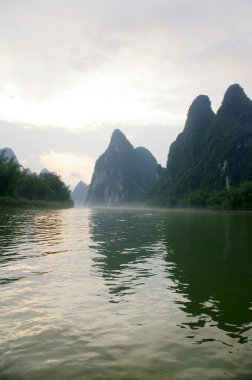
<box><xmin>0</xmin><ymin>196</ymin><xmax>74</xmax><ymax>209</ymax></box>
<box><xmin>149</xmin><ymin>181</ymin><xmax>252</xmax><ymax>211</ymax></box>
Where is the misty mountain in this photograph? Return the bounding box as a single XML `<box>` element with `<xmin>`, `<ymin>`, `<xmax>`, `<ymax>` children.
<box><xmin>71</xmin><ymin>181</ymin><xmax>89</xmax><ymax>205</ymax></box>
<box><xmin>161</xmin><ymin>94</ymin><xmax>215</xmax><ymax>196</ymax></box>
<box><xmin>40</xmin><ymin>168</ymin><xmax>50</xmax><ymax>175</ymax></box>
<box><xmin>23</xmin><ymin>168</ymin><xmax>33</xmax><ymax>176</ymax></box>
<box><xmin>86</xmin><ymin>129</ymin><xmax>161</xmax><ymax>206</ymax></box>
<box><xmin>156</xmin><ymin>84</ymin><xmax>252</xmax><ymax>208</ymax></box>
<box><xmin>0</xmin><ymin>147</ymin><xmax>19</xmax><ymax>165</ymax></box>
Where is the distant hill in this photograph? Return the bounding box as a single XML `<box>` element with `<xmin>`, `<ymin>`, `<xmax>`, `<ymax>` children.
<box><xmin>86</xmin><ymin>129</ymin><xmax>162</xmax><ymax>206</ymax></box>
<box><xmin>0</xmin><ymin>147</ymin><xmax>19</xmax><ymax>165</ymax></box>
<box><xmin>155</xmin><ymin>84</ymin><xmax>252</xmax><ymax>209</ymax></box>
<box><xmin>71</xmin><ymin>181</ymin><xmax>89</xmax><ymax>205</ymax></box>
<box><xmin>0</xmin><ymin>147</ymin><xmax>73</xmax><ymax>207</ymax></box>
<box><xmin>23</xmin><ymin>168</ymin><xmax>33</xmax><ymax>176</ymax></box>
<box><xmin>2</xmin><ymin>83</ymin><xmax>252</xmax><ymax>210</ymax></box>
<box><xmin>40</xmin><ymin>168</ymin><xmax>50</xmax><ymax>175</ymax></box>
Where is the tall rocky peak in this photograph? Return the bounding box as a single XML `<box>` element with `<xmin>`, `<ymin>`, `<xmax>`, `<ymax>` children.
<box><xmin>135</xmin><ymin>147</ymin><xmax>160</xmax><ymax>191</ymax></box>
<box><xmin>221</xmin><ymin>84</ymin><xmax>248</xmax><ymax>107</ymax></box>
<box><xmin>217</xmin><ymin>84</ymin><xmax>252</xmax><ymax>122</ymax></box>
<box><xmin>183</xmin><ymin>95</ymin><xmax>215</xmax><ymax>133</ymax></box>
<box><xmin>158</xmin><ymin>83</ymin><xmax>252</xmax><ymax>202</ymax></box>
<box><xmin>110</xmin><ymin>129</ymin><xmax>128</xmax><ymax>145</ymax></box>
<box><xmin>165</xmin><ymin>94</ymin><xmax>215</xmax><ymax>191</ymax></box>
<box><xmin>86</xmin><ymin>130</ymin><xmax>161</xmax><ymax>206</ymax></box>
<box><xmin>135</xmin><ymin>146</ymin><xmax>157</xmax><ymax>166</ymax></box>
<box><xmin>106</xmin><ymin>129</ymin><xmax>135</xmax><ymax>157</ymax></box>
<box><xmin>203</xmin><ymin>83</ymin><xmax>252</xmax><ymax>189</ymax></box>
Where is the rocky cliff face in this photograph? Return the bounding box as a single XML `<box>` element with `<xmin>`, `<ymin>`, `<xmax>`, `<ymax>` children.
<box><xmin>201</xmin><ymin>84</ymin><xmax>252</xmax><ymax>190</ymax></box>
<box><xmin>135</xmin><ymin>146</ymin><xmax>160</xmax><ymax>191</ymax></box>
<box><xmin>158</xmin><ymin>84</ymin><xmax>252</xmax><ymax>200</ymax></box>
<box><xmin>86</xmin><ymin>129</ymin><xmax>161</xmax><ymax>206</ymax></box>
<box><xmin>163</xmin><ymin>95</ymin><xmax>215</xmax><ymax>195</ymax></box>
<box><xmin>71</xmin><ymin>181</ymin><xmax>89</xmax><ymax>205</ymax></box>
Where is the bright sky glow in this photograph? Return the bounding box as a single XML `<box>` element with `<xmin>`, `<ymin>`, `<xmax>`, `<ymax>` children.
<box><xmin>0</xmin><ymin>0</ymin><xmax>251</xmax><ymax>188</ymax></box>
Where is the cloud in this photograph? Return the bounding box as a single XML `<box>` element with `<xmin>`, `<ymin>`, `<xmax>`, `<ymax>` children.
<box><xmin>0</xmin><ymin>121</ymin><xmax>106</xmax><ymax>179</ymax></box>
<box><xmin>0</xmin><ymin>0</ymin><xmax>251</xmax><ymax>107</ymax></box>
<box><xmin>0</xmin><ymin>0</ymin><xmax>252</xmax><ymax>183</ymax></box>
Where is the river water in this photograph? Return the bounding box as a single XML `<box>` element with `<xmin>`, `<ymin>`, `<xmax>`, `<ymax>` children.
<box><xmin>0</xmin><ymin>207</ymin><xmax>252</xmax><ymax>380</ymax></box>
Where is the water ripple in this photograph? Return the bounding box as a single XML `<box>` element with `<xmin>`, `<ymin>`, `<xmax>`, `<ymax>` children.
<box><xmin>0</xmin><ymin>208</ymin><xmax>252</xmax><ymax>379</ymax></box>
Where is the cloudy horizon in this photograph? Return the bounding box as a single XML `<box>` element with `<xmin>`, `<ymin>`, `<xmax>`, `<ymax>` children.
<box><xmin>0</xmin><ymin>0</ymin><xmax>251</xmax><ymax>188</ymax></box>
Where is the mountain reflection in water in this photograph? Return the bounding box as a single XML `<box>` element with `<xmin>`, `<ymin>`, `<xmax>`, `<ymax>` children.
<box><xmin>89</xmin><ymin>209</ymin><xmax>166</xmax><ymax>300</ymax></box>
<box><xmin>89</xmin><ymin>208</ymin><xmax>252</xmax><ymax>344</ymax></box>
<box><xmin>162</xmin><ymin>211</ymin><xmax>252</xmax><ymax>344</ymax></box>
<box><xmin>0</xmin><ymin>207</ymin><xmax>252</xmax><ymax>380</ymax></box>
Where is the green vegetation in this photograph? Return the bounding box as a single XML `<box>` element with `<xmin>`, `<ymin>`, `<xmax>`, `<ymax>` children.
<box><xmin>207</xmin><ymin>181</ymin><xmax>252</xmax><ymax>210</ymax></box>
<box><xmin>0</xmin><ymin>155</ymin><xmax>73</xmax><ymax>208</ymax></box>
<box><xmin>155</xmin><ymin>84</ymin><xmax>252</xmax><ymax>210</ymax></box>
<box><xmin>151</xmin><ymin>181</ymin><xmax>252</xmax><ymax>210</ymax></box>
<box><xmin>3</xmin><ymin>84</ymin><xmax>252</xmax><ymax>211</ymax></box>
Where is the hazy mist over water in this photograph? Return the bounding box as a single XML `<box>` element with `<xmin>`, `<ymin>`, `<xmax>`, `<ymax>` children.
<box><xmin>0</xmin><ymin>207</ymin><xmax>252</xmax><ymax>379</ymax></box>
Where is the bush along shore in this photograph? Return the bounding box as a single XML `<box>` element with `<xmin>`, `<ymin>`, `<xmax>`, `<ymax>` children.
<box><xmin>0</xmin><ymin>155</ymin><xmax>74</xmax><ymax>209</ymax></box>
<box><xmin>150</xmin><ymin>181</ymin><xmax>252</xmax><ymax>211</ymax></box>
<box><xmin>0</xmin><ymin>196</ymin><xmax>73</xmax><ymax>209</ymax></box>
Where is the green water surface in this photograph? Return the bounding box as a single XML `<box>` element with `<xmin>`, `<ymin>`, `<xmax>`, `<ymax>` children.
<box><xmin>0</xmin><ymin>207</ymin><xmax>252</xmax><ymax>379</ymax></box>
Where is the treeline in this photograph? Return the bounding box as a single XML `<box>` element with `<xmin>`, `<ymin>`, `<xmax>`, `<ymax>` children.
<box><xmin>0</xmin><ymin>156</ymin><xmax>73</xmax><ymax>207</ymax></box>
<box><xmin>151</xmin><ymin>181</ymin><xmax>252</xmax><ymax>210</ymax></box>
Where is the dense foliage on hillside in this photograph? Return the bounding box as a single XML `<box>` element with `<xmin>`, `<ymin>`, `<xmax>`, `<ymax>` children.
<box><xmin>0</xmin><ymin>155</ymin><xmax>73</xmax><ymax>207</ymax></box>
<box><xmin>151</xmin><ymin>181</ymin><xmax>252</xmax><ymax>210</ymax></box>
<box><xmin>154</xmin><ymin>84</ymin><xmax>252</xmax><ymax>210</ymax></box>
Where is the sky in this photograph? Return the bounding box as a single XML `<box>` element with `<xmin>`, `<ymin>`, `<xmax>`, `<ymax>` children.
<box><xmin>0</xmin><ymin>0</ymin><xmax>252</xmax><ymax>189</ymax></box>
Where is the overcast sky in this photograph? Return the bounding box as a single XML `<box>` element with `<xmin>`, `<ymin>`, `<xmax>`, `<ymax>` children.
<box><xmin>0</xmin><ymin>0</ymin><xmax>251</xmax><ymax>188</ymax></box>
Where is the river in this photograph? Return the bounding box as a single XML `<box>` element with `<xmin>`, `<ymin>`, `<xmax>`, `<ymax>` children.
<box><xmin>0</xmin><ymin>207</ymin><xmax>252</xmax><ymax>379</ymax></box>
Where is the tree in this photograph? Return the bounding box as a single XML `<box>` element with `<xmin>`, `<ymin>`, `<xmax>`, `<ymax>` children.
<box><xmin>0</xmin><ymin>155</ymin><xmax>20</xmax><ymax>196</ymax></box>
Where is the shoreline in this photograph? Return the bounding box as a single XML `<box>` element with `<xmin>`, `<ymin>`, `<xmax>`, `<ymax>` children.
<box><xmin>0</xmin><ymin>196</ymin><xmax>74</xmax><ymax>210</ymax></box>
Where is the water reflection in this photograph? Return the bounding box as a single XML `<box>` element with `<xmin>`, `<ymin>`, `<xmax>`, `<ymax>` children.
<box><xmin>89</xmin><ymin>208</ymin><xmax>252</xmax><ymax>343</ymax></box>
<box><xmin>1</xmin><ymin>207</ymin><xmax>252</xmax><ymax>348</ymax></box>
<box><xmin>89</xmin><ymin>208</ymin><xmax>166</xmax><ymax>301</ymax></box>
<box><xmin>0</xmin><ymin>209</ymin><xmax>64</xmax><ymax>284</ymax></box>
<box><xmin>0</xmin><ymin>211</ymin><xmax>31</xmax><ymax>258</ymax></box>
<box><xmin>34</xmin><ymin>212</ymin><xmax>64</xmax><ymax>255</ymax></box>
<box><xmin>162</xmin><ymin>210</ymin><xmax>252</xmax><ymax>343</ymax></box>
<box><xmin>0</xmin><ymin>208</ymin><xmax>252</xmax><ymax>379</ymax></box>
<box><xmin>0</xmin><ymin>211</ymin><xmax>33</xmax><ymax>284</ymax></box>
